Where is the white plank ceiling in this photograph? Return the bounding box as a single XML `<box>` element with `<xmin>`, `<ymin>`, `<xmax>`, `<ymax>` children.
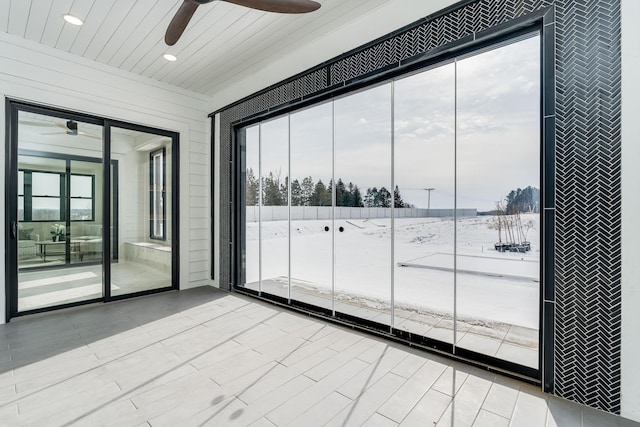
<box><xmin>0</xmin><ymin>0</ymin><xmax>394</xmax><ymax>96</ymax></box>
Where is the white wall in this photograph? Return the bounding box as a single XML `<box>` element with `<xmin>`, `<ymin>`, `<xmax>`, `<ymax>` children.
<box><xmin>0</xmin><ymin>32</ymin><xmax>215</xmax><ymax>323</ymax></box>
<box><xmin>621</xmin><ymin>0</ymin><xmax>640</xmax><ymax>422</ymax></box>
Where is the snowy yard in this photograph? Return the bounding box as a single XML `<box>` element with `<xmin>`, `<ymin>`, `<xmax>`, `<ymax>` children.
<box><xmin>245</xmin><ymin>214</ymin><xmax>540</xmax><ymax>330</ymax></box>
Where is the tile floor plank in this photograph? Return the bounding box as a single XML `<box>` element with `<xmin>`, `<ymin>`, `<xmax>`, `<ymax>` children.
<box><xmin>377</xmin><ymin>359</ymin><xmax>449</xmax><ymax>423</ymax></box>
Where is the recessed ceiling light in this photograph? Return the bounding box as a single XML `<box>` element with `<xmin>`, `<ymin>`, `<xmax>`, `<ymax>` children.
<box><xmin>163</xmin><ymin>53</ymin><xmax>178</xmax><ymax>62</ymax></box>
<box><xmin>62</xmin><ymin>14</ymin><xmax>83</xmax><ymax>26</ymax></box>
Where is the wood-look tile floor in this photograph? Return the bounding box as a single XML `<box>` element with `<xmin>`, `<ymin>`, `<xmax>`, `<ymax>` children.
<box><xmin>0</xmin><ymin>287</ymin><xmax>637</xmax><ymax>427</ymax></box>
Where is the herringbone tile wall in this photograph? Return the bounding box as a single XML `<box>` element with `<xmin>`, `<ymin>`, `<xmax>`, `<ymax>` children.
<box><xmin>215</xmin><ymin>0</ymin><xmax>622</xmax><ymax>414</ymax></box>
<box><xmin>553</xmin><ymin>0</ymin><xmax>622</xmax><ymax>414</ymax></box>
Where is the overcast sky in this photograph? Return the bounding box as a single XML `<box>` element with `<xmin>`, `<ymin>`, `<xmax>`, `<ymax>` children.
<box><xmin>246</xmin><ymin>33</ymin><xmax>540</xmax><ymax>211</ymax></box>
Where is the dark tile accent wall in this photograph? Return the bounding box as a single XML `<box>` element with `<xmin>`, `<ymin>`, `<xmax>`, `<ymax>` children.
<box><xmin>553</xmin><ymin>0</ymin><xmax>622</xmax><ymax>414</ymax></box>
<box><xmin>214</xmin><ymin>0</ymin><xmax>622</xmax><ymax>414</ymax></box>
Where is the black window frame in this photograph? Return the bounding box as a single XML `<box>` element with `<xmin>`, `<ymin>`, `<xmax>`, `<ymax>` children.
<box><xmin>149</xmin><ymin>147</ymin><xmax>166</xmax><ymax>241</ymax></box>
<box><xmin>69</xmin><ymin>172</ymin><xmax>96</xmax><ymax>222</ymax></box>
<box><xmin>18</xmin><ymin>168</ymin><xmax>96</xmax><ymax>223</ymax></box>
<box><xmin>19</xmin><ymin>169</ymin><xmax>65</xmax><ymax>222</ymax></box>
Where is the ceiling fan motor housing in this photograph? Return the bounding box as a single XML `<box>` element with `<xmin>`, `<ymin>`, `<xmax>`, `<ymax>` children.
<box><xmin>66</xmin><ymin>120</ymin><xmax>78</xmax><ymax>135</ymax></box>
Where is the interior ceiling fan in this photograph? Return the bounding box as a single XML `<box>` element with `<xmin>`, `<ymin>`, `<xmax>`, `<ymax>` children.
<box><xmin>165</xmin><ymin>0</ymin><xmax>321</xmax><ymax>46</ymax></box>
<box><xmin>19</xmin><ymin>120</ymin><xmax>101</xmax><ymax>140</ymax></box>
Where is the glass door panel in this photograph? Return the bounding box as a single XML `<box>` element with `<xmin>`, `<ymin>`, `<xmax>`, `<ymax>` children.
<box><xmin>16</xmin><ymin>111</ymin><xmax>104</xmax><ymax>311</ymax></box>
<box><xmin>455</xmin><ymin>35</ymin><xmax>541</xmax><ymax>367</ymax></box>
<box><xmin>69</xmin><ymin>160</ymin><xmax>103</xmax><ymax>266</ymax></box>
<box><xmin>259</xmin><ymin>117</ymin><xmax>290</xmax><ymax>300</ymax></box>
<box><xmin>334</xmin><ymin>84</ymin><xmax>393</xmax><ymax>324</ymax></box>
<box><xmin>393</xmin><ymin>63</ymin><xmax>456</xmax><ymax>343</ymax></box>
<box><xmin>242</xmin><ymin>125</ymin><xmax>261</xmax><ymax>292</ymax></box>
<box><xmin>290</xmin><ymin>103</ymin><xmax>334</xmax><ymax>310</ymax></box>
<box><xmin>110</xmin><ymin>127</ymin><xmax>173</xmax><ymax>296</ymax></box>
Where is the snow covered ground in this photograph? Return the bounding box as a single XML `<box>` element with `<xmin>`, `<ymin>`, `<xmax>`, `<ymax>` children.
<box><xmin>245</xmin><ymin>214</ymin><xmax>540</xmax><ymax>331</ymax></box>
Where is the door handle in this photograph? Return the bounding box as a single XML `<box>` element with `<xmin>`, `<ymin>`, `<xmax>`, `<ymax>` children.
<box><xmin>339</xmin><ymin>226</ymin><xmax>344</xmax><ymax>233</ymax></box>
<box><xmin>10</xmin><ymin>220</ymin><xmax>17</xmax><ymax>239</ymax></box>
<box><xmin>324</xmin><ymin>226</ymin><xmax>330</xmax><ymax>232</ymax></box>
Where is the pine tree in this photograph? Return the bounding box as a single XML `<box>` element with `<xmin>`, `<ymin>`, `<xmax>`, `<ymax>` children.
<box><xmin>336</xmin><ymin>179</ymin><xmax>352</xmax><ymax>207</ymax></box>
<box><xmin>311</xmin><ymin>179</ymin><xmax>331</xmax><ymax>206</ymax></box>
<box><xmin>394</xmin><ymin>185</ymin><xmax>405</xmax><ymax>208</ymax></box>
<box><xmin>377</xmin><ymin>187</ymin><xmax>392</xmax><ymax>208</ymax></box>
<box><xmin>364</xmin><ymin>187</ymin><xmax>378</xmax><ymax>207</ymax></box>
<box><xmin>505</xmin><ymin>186</ymin><xmax>539</xmax><ymax>214</ymax></box>
<box><xmin>246</xmin><ymin>168</ymin><xmax>259</xmax><ymax>206</ymax></box>
<box><xmin>280</xmin><ymin>176</ymin><xmax>289</xmax><ymax>205</ymax></box>
<box><xmin>263</xmin><ymin>172</ymin><xmax>284</xmax><ymax>206</ymax></box>
<box><xmin>352</xmin><ymin>185</ymin><xmax>364</xmax><ymax>207</ymax></box>
<box><xmin>301</xmin><ymin>176</ymin><xmax>315</xmax><ymax>206</ymax></box>
<box><xmin>291</xmin><ymin>179</ymin><xmax>302</xmax><ymax>206</ymax></box>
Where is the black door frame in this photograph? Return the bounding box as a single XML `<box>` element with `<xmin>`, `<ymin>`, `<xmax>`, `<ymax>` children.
<box><xmin>4</xmin><ymin>100</ymin><xmax>180</xmax><ymax>321</ymax></box>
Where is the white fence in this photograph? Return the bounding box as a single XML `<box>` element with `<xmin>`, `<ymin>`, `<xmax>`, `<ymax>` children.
<box><xmin>246</xmin><ymin>206</ymin><xmax>477</xmax><ymax>222</ymax></box>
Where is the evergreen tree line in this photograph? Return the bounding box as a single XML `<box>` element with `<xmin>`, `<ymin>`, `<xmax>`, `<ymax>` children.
<box><xmin>245</xmin><ymin>168</ymin><xmax>408</xmax><ymax>208</ymax></box>
<box><xmin>505</xmin><ymin>186</ymin><xmax>540</xmax><ymax>214</ymax></box>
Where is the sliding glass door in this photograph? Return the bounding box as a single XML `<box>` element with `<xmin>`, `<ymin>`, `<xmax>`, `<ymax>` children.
<box><xmin>6</xmin><ymin>103</ymin><xmax>179</xmax><ymax>319</ymax></box>
<box><xmin>290</xmin><ymin>103</ymin><xmax>333</xmax><ymax>310</ymax></box>
<box><xmin>334</xmin><ymin>84</ymin><xmax>393</xmax><ymax>324</ymax></box>
<box><xmin>455</xmin><ymin>36</ymin><xmax>540</xmax><ymax>367</ymax></box>
<box><xmin>393</xmin><ymin>62</ymin><xmax>456</xmax><ymax>344</ymax></box>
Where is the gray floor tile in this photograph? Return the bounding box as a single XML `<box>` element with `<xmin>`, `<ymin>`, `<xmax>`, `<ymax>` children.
<box><xmin>287</xmin><ymin>391</ymin><xmax>352</xmax><ymax>427</ymax></box>
<box><xmin>400</xmin><ymin>389</ymin><xmax>452</xmax><ymax>427</ymax></box>
<box><xmin>267</xmin><ymin>358</ymin><xmax>370</xmax><ymax>426</ymax></box>
<box><xmin>431</xmin><ymin>366</ymin><xmax>469</xmax><ymax>397</ymax></box>
<box><xmin>473</xmin><ymin>409</ymin><xmax>509</xmax><ymax>427</ymax></box>
<box><xmin>367</xmin><ymin>412</ymin><xmax>400</xmax><ymax>427</ymax></box>
<box><xmin>249</xmin><ymin>418</ymin><xmax>276</xmax><ymax>427</ymax></box>
<box><xmin>326</xmin><ymin>372</ymin><xmax>406</xmax><ymax>426</ymax></box>
<box><xmin>582</xmin><ymin>406</ymin><xmax>623</xmax><ymax>427</ymax></box>
<box><xmin>336</xmin><ymin>346</ymin><xmax>408</xmax><ymax>400</ymax></box>
<box><xmin>545</xmin><ymin>396</ymin><xmax>581</xmax><ymax>427</ymax></box>
<box><xmin>435</xmin><ymin>375</ymin><xmax>493</xmax><ymax>427</ymax></box>
<box><xmin>481</xmin><ymin>381</ymin><xmax>520</xmax><ymax>419</ymax></box>
<box><xmin>456</xmin><ymin>333</ymin><xmax>502</xmax><ymax>357</ymax></box>
<box><xmin>389</xmin><ymin>352</ymin><xmax>428</xmax><ymax>379</ymax></box>
<box><xmin>378</xmin><ymin>359</ymin><xmax>448</xmax><ymax>423</ymax></box>
<box><xmin>495</xmin><ymin>342</ymin><xmax>538</xmax><ymax>369</ymax></box>
<box><xmin>510</xmin><ymin>390</ymin><xmax>549</xmax><ymax>427</ymax></box>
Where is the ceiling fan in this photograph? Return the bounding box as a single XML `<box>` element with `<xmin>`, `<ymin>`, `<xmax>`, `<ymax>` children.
<box><xmin>19</xmin><ymin>120</ymin><xmax>101</xmax><ymax>140</ymax></box>
<box><xmin>165</xmin><ymin>0</ymin><xmax>321</xmax><ymax>46</ymax></box>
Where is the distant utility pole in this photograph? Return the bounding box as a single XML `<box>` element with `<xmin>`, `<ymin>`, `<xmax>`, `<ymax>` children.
<box><xmin>424</xmin><ymin>188</ymin><xmax>435</xmax><ymax>217</ymax></box>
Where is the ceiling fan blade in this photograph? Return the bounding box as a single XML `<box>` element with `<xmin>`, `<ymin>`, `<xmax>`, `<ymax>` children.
<box><xmin>165</xmin><ymin>0</ymin><xmax>201</xmax><ymax>46</ymax></box>
<box><xmin>18</xmin><ymin>120</ymin><xmax>58</xmax><ymax>128</ymax></box>
<box><xmin>222</xmin><ymin>0</ymin><xmax>320</xmax><ymax>13</ymax></box>
<box><xmin>78</xmin><ymin>131</ymin><xmax>102</xmax><ymax>140</ymax></box>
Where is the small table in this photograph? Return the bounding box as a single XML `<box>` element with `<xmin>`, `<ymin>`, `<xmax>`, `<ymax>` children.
<box><xmin>71</xmin><ymin>237</ymin><xmax>102</xmax><ymax>261</ymax></box>
<box><xmin>34</xmin><ymin>238</ymin><xmax>101</xmax><ymax>263</ymax></box>
<box><xmin>34</xmin><ymin>241</ymin><xmax>66</xmax><ymax>262</ymax></box>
